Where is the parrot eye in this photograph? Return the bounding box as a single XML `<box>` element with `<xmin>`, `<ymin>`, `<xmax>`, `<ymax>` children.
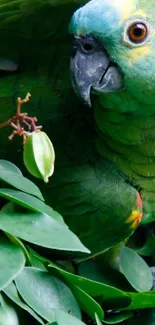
<box><xmin>128</xmin><ymin>22</ymin><xmax>147</xmax><ymax>43</ymax></box>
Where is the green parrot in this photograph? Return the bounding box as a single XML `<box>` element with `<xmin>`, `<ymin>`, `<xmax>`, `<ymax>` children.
<box><xmin>69</xmin><ymin>0</ymin><xmax>155</xmax><ymax>224</ymax></box>
<box><xmin>0</xmin><ymin>0</ymin><xmax>148</xmax><ymax>255</ymax></box>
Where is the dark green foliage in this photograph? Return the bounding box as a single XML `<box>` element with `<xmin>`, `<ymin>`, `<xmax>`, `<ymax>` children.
<box><xmin>0</xmin><ymin>160</ymin><xmax>153</xmax><ymax>324</ymax></box>
<box><xmin>0</xmin><ymin>1</ymin><xmax>155</xmax><ymax>324</ymax></box>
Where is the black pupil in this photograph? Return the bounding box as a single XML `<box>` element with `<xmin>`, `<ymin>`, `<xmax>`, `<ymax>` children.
<box><xmin>133</xmin><ymin>25</ymin><xmax>144</xmax><ymax>38</ymax></box>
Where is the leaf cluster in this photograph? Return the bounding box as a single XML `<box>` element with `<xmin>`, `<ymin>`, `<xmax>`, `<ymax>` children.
<box><xmin>0</xmin><ymin>160</ymin><xmax>154</xmax><ymax>324</ymax></box>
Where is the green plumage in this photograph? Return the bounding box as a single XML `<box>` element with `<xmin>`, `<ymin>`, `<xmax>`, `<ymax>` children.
<box><xmin>70</xmin><ymin>0</ymin><xmax>155</xmax><ymax>225</ymax></box>
<box><xmin>0</xmin><ymin>0</ymin><xmax>146</xmax><ymax>254</ymax></box>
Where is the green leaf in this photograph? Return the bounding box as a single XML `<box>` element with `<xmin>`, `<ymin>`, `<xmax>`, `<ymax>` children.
<box><xmin>28</xmin><ymin>247</ymin><xmax>47</xmax><ymax>271</ymax></box>
<box><xmin>0</xmin><ymin>237</ymin><xmax>25</xmax><ymax>290</ymax></box>
<box><xmin>119</xmin><ymin>246</ymin><xmax>153</xmax><ymax>292</ymax></box>
<box><xmin>48</xmin><ymin>264</ymin><xmax>131</xmax><ymax>309</ymax></box>
<box><xmin>45</xmin><ymin>312</ymin><xmax>86</xmax><ymax>325</ymax></box>
<box><xmin>71</xmin><ymin>285</ymin><xmax>104</xmax><ymax>320</ymax></box>
<box><xmin>95</xmin><ymin>313</ymin><xmax>102</xmax><ymax>325</ymax></box>
<box><xmin>0</xmin><ymin>170</ymin><xmax>44</xmax><ymax>201</ymax></box>
<box><xmin>134</xmin><ymin>231</ymin><xmax>155</xmax><ymax>257</ymax></box>
<box><xmin>124</xmin><ymin>291</ymin><xmax>155</xmax><ymax>310</ymax></box>
<box><xmin>0</xmin><ymin>211</ymin><xmax>90</xmax><ymax>253</ymax></box>
<box><xmin>78</xmin><ymin>260</ymin><xmax>106</xmax><ymax>283</ymax></box>
<box><xmin>0</xmin><ymin>189</ymin><xmax>63</xmax><ymax>222</ymax></box>
<box><xmin>1</xmin><ymin>202</ymin><xmax>32</xmax><ymax>264</ymax></box>
<box><xmin>0</xmin><ymin>160</ymin><xmax>22</xmax><ymax>175</ymax></box>
<box><xmin>1</xmin><ymin>202</ymin><xmax>16</xmax><ymax>213</ymax></box>
<box><xmin>5</xmin><ymin>232</ymin><xmax>31</xmax><ymax>265</ymax></box>
<box><xmin>3</xmin><ymin>282</ymin><xmax>45</xmax><ymax>325</ymax></box>
<box><xmin>1</xmin><ymin>200</ymin><xmax>65</xmax><ymax>239</ymax></box>
<box><xmin>78</xmin><ymin>260</ymin><xmax>132</xmax><ymax>292</ymax></box>
<box><xmin>0</xmin><ymin>188</ymin><xmax>70</xmax><ymax>227</ymax></box>
<box><xmin>15</xmin><ymin>267</ymin><xmax>82</xmax><ymax>322</ymax></box>
<box><xmin>122</xmin><ymin>309</ymin><xmax>155</xmax><ymax>325</ymax></box>
<box><xmin>0</xmin><ymin>293</ymin><xmax>19</xmax><ymax>325</ymax></box>
<box><xmin>141</xmin><ymin>213</ymin><xmax>155</xmax><ymax>224</ymax></box>
<box><xmin>103</xmin><ymin>312</ymin><xmax>134</xmax><ymax>324</ymax></box>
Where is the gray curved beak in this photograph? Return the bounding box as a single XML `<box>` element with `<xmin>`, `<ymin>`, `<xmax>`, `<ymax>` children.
<box><xmin>70</xmin><ymin>36</ymin><xmax>122</xmax><ymax>106</ymax></box>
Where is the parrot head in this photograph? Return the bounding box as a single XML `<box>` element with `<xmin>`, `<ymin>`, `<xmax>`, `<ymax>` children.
<box><xmin>70</xmin><ymin>0</ymin><xmax>155</xmax><ymax>108</ymax></box>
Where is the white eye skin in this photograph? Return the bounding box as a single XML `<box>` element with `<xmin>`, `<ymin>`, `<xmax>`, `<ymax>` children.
<box><xmin>122</xmin><ymin>19</ymin><xmax>152</xmax><ymax>48</ymax></box>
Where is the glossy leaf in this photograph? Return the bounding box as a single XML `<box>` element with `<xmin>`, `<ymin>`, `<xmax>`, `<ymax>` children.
<box><xmin>0</xmin><ymin>293</ymin><xmax>19</xmax><ymax>325</ymax></box>
<box><xmin>95</xmin><ymin>313</ymin><xmax>103</xmax><ymax>325</ymax></box>
<box><xmin>1</xmin><ymin>200</ymin><xmax>65</xmax><ymax>228</ymax></box>
<box><xmin>1</xmin><ymin>202</ymin><xmax>17</xmax><ymax>213</ymax></box>
<box><xmin>78</xmin><ymin>260</ymin><xmax>132</xmax><ymax>292</ymax></box>
<box><xmin>28</xmin><ymin>247</ymin><xmax>47</xmax><ymax>271</ymax></box>
<box><xmin>0</xmin><ymin>237</ymin><xmax>25</xmax><ymax>290</ymax></box>
<box><xmin>141</xmin><ymin>213</ymin><xmax>155</xmax><ymax>225</ymax></box>
<box><xmin>0</xmin><ymin>188</ymin><xmax>64</xmax><ymax>223</ymax></box>
<box><xmin>45</xmin><ymin>312</ymin><xmax>86</xmax><ymax>325</ymax></box>
<box><xmin>5</xmin><ymin>232</ymin><xmax>31</xmax><ymax>265</ymax></box>
<box><xmin>48</xmin><ymin>264</ymin><xmax>131</xmax><ymax>309</ymax></box>
<box><xmin>119</xmin><ymin>246</ymin><xmax>153</xmax><ymax>292</ymax></box>
<box><xmin>78</xmin><ymin>260</ymin><xmax>106</xmax><ymax>283</ymax></box>
<box><xmin>1</xmin><ymin>202</ymin><xmax>31</xmax><ymax>264</ymax></box>
<box><xmin>122</xmin><ymin>309</ymin><xmax>155</xmax><ymax>325</ymax></box>
<box><xmin>3</xmin><ymin>282</ymin><xmax>45</xmax><ymax>325</ymax></box>
<box><xmin>124</xmin><ymin>291</ymin><xmax>155</xmax><ymax>310</ymax></box>
<box><xmin>0</xmin><ymin>211</ymin><xmax>90</xmax><ymax>253</ymax></box>
<box><xmin>0</xmin><ymin>170</ymin><xmax>44</xmax><ymax>201</ymax></box>
<box><xmin>135</xmin><ymin>231</ymin><xmax>155</xmax><ymax>257</ymax></box>
<box><xmin>0</xmin><ymin>160</ymin><xmax>22</xmax><ymax>175</ymax></box>
<box><xmin>15</xmin><ymin>267</ymin><xmax>81</xmax><ymax>322</ymax></box>
<box><xmin>71</xmin><ymin>285</ymin><xmax>104</xmax><ymax>320</ymax></box>
<box><xmin>103</xmin><ymin>312</ymin><xmax>134</xmax><ymax>324</ymax></box>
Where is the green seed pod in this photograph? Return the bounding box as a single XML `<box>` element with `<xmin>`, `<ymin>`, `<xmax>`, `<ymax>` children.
<box><xmin>23</xmin><ymin>130</ymin><xmax>55</xmax><ymax>183</ymax></box>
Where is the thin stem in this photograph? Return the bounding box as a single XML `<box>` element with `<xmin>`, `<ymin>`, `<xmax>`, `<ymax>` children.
<box><xmin>0</xmin><ymin>120</ymin><xmax>10</xmax><ymax>128</ymax></box>
<box><xmin>0</xmin><ymin>92</ymin><xmax>42</xmax><ymax>142</ymax></box>
<box><xmin>16</xmin><ymin>92</ymin><xmax>31</xmax><ymax>115</ymax></box>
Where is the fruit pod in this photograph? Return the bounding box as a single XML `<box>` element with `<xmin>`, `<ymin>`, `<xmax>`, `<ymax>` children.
<box><xmin>23</xmin><ymin>130</ymin><xmax>55</xmax><ymax>183</ymax></box>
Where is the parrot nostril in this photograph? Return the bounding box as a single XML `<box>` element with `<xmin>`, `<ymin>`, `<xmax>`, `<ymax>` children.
<box><xmin>72</xmin><ymin>35</ymin><xmax>102</xmax><ymax>55</ymax></box>
<box><xmin>80</xmin><ymin>35</ymin><xmax>99</xmax><ymax>54</ymax></box>
<box><xmin>82</xmin><ymin>43</ymin><xmax>94</xmax><ymax>52</ymax></box>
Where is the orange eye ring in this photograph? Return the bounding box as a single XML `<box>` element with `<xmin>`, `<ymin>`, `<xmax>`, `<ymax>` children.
<box><xmin>128</xmin><ymin>23</ymin><xmax>147</xmax><ymax>43</ymax></box>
